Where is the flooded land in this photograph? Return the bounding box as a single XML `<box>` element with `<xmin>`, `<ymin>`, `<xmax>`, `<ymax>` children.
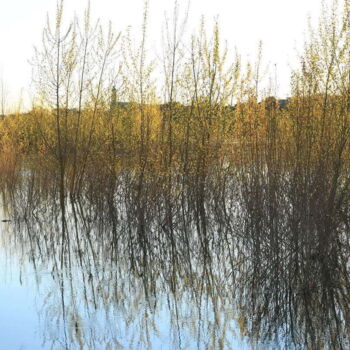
<box><xmin>1</xmin><ymin>0</ymin><xmax>350</xmax><ymax>349</ymax></box>
<box><xmin>0</xmin><ymin>159</ymin><xmax>349</xmax><ymax>349</ymax></box>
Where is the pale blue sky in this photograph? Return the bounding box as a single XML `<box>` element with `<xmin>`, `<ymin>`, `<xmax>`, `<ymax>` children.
<box><xmin>0</xmin><ymin>0</ymin><xmax>323</xmax><ymax>110</ymax></box>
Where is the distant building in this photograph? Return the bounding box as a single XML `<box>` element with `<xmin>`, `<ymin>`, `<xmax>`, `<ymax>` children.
<box><xmin>110</xmin><ymin>86</ymin><xmax>117</xmax><ymax>112</ymax></box>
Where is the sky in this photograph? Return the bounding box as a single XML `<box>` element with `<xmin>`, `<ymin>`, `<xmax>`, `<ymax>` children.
<box><xmin>0</xmin><ymin>0</ymin><xmax>325</xmax><ymax>111</ymax></box>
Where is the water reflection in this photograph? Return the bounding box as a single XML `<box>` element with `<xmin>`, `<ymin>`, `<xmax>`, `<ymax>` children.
<box><xmin>1</xmin><ymin>166</ymin><xmax>350</xmax><ymax>349</ymax></box>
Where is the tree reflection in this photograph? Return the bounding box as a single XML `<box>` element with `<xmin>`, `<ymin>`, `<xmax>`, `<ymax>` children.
<box><xmin>2</xmin><ymin>164</ymin><xmax>350</xmax><ymax>350</ymax></box>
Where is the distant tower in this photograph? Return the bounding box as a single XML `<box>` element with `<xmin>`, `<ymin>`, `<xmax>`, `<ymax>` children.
<box><xmin>110</xmin><ymin>86</ymin><xmax>117</xmax><ymax>112</ymax></box>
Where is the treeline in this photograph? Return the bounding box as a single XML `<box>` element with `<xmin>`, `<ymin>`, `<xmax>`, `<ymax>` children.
<box><xmin>0</xmin><ymin>0</ymin><xmax>350</xmax><ymax>199</ymax></box>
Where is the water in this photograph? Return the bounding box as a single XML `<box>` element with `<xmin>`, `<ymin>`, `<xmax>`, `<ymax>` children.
<box><xmin>0</xmin><ymin>168</ymin><xmax>348</xmax><ymax>349</ymax></box>
<box><xmin>0</xmin><ymin>218</ymin><xmax>251</xmax><ymax>350</ymax></box>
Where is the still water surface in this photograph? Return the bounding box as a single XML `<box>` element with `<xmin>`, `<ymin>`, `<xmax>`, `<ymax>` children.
<box><xmin>0</xmin><ymin>212</ymin><xmax>255</xmax><ymax>350</ymax></box>
<box><xmin>0</xmin><ymin>171</ymin><xmax>348</xmax><ymax>349</ymax></box>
